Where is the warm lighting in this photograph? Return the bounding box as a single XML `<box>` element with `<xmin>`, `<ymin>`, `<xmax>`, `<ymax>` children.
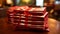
<box><xmin>22</xmin><ymin>0</ymin><xmax>30</xmax><ymax>3</ymax></box>
<box><xmin>6</xmin><ymin>0</ymin><xmax>13</xmax><ymax>4</ymax></box>
<box><xmin>0</xmin><ymin>4</ymin><xmax>2</xmax><ymax>7</ymax></box>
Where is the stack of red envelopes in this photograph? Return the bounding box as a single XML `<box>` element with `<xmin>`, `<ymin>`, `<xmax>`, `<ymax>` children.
<box><xmin>7</xmin><ymin>6</ymin><xmax>49</xmax><ymax>31</ymax></box>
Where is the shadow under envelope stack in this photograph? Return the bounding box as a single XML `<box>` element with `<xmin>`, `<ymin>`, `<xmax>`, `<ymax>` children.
<box><xmin>7</xmin><ymin>6</ymin><xmax>49</xmax><ymax>31</ymax></box>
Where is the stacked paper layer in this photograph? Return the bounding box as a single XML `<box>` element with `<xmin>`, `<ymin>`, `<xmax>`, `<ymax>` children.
<box><xmin>7</xmin><ymin>6</ymin><xmax>48</xmax><ymax>30</ymax></box>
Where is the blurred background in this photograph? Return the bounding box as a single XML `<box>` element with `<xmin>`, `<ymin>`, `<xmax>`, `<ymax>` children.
<box><xmin>0</xmin><ymin>0</ymin><xmax>60</xmax><ymax>21</ymax></box>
